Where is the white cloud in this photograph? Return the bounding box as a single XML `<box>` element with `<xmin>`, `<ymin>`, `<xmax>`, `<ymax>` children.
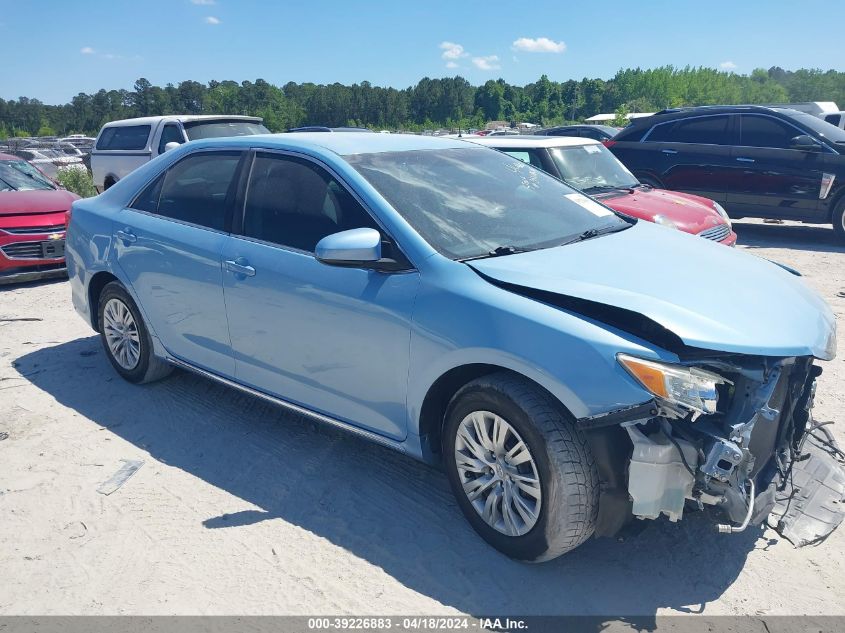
<box><xmin>512</xmin><ymin>37</ymin><xmax>566</xmax><ymax>53</ymax></box>
<box><xmin>191</xmin><ymin>0</ymin><xmax>215</xmax><ymax>4</ymax></box>
<box><xmin>80</xmin><ymin>46</ymin><xmax>95</xmax><ymax>54</ymax></box>
<box><xmin>445</xmin><ymin>61</ymin><xmax>459</xmax><ymax>69</ymax></box>
<box><xmin>439</xmin><ymin>41</ymin><xmax>468</xmax><ymax>60</ymax></box>
<box><xmin>720</xmin><ymin>60</ymin><xmax>737</xmax><ymax>70</ymax></box>
<box><xmin>205</xmin><ymin>15</ymin><xmax>221</xmax><ymax>24</ymax></box>
<box><xmin>472</xmin><ymin>55</ymin><xmax>500</xmax><ymax>71</ymax></box>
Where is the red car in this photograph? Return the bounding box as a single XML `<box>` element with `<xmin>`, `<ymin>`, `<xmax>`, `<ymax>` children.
<box><xmin>468</xmin><ymin>136</ymin><xmax>737</xmax><ymax>246</ymax></box>
<box><xmin>0</xmin><ymin>152</ymin><xmax>80</xmax><ymax>284</ymax></box>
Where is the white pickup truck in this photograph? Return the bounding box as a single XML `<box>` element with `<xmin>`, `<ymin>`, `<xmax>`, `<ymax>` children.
<box><xmin>90</xmin><ymin>115</ymin><xmax>269</xmax><ymax>192</ymax></box>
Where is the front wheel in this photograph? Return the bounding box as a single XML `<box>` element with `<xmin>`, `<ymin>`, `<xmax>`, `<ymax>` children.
<box><xmin>443</xmin><ymin>373</ymin><xmax>599</xmax><ymax>562</ymax></box>
<box><xmin>98</xmin><ymin>281</ymin><xmax>172</xmax><ymax>384</ymax></box>
<box><xmin>833</xmin><ymin>197</ymin><xmax>845</xmax><ymax>242</ymax></box>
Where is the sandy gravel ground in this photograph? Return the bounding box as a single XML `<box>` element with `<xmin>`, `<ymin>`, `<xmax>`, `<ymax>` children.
<box><xmin>0</xmin><ymin>219</ymin><xmax>843</xmax><ymax>617</ymax></box>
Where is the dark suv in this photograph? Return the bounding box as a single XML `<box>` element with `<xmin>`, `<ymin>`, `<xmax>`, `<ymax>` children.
<box><xmin>535</xmin><ymin>124</ymin><xmax>619</xmax><ymax>142</ymax></box>
<box><xmin>608</xmin><ymin>105</ymin><xmax>845</xmax><ymax>240</ymax></box>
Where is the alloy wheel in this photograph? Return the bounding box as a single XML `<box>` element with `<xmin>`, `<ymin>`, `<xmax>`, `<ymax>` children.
<box><xmin>454</xmin><ymin>410</ymin><xmax>542</xmax><ymax>536</ymax></box>
<box><xmin>102</xmin><ymin>298</ymin><xmax>141</xmax><ymax>370</ymax></box>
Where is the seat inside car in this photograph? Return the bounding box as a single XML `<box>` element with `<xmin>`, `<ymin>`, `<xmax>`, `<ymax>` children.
<box><xmin>245</xmin><ymin>160</ymin><xmax>339</xmax><ymax>251</ymax></box>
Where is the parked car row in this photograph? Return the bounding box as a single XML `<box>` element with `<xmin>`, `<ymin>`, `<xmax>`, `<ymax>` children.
<box><xmin>466</xmin><ymin>135</ymin><xmax>736</xmax><ymax>246</ymax></box>
<box><xmin>65</xmin><ymin>132</ymin><xmax>841</xmax><ymax>562</ymax></box>
<box><xmin>604</xmin><ymin>105</ymin><xmax>845</xmax><ymax>240</ymax></box>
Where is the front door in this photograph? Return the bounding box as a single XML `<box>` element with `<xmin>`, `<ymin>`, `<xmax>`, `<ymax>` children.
<box><xmin>221</xmin><ymin>151</ymin><xmax>419</xmax><ymax>440</ymax></box>
<box><xmin>727</xmin><ymin>114</ymin><xmax>825</xmax><ymax>220</ymax></box>
<box><xmin>113</xmin><ymin>150</ymin><xmax>244</xmax><ymax>376</ymax></box>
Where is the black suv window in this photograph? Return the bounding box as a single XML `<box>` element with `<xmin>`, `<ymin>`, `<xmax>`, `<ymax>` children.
<box><xmin>131</xmin><ymin>151</ymin><xmax>242</xmax><ymax>231</ymax></box>
<box><xmin>242</xmin><ymin>153</ymin><xmax>380</xmax><ymax>253</ymax></box>
<box><xmin>669</xmin><ymin>115</ymin><xmax>731</xmax><ymax>144</ymax></box>
<box><xmin>157</xmin><ymin>124</ymin><xmax>184</xmax><ymax>154</ymax></box>
<box><xmin>96</xmin><ymin>125</ymin><xmax>152</xmax><ymax>151</ymax></box>
<box><xmin>739</xmin><ymin>115</ymin><xmax>796</xmax><ymax>149</ymax></box>
<box><xmin>644</xmin><ymin>121</ymin><xmax>676</xmax><ymax>142</ymax></box>
<box><xmin>549</xmin><ymin>127</ymin><xmax>577</xmax><ymax>137</ymax></box>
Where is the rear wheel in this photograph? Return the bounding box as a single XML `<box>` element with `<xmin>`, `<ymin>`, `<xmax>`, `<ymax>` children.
<box><xmin>97</xmin><ymin>281</ymin><xmax>172</xmax><ymax>384</ymax></box>
<box><xmin>833</xmin><ymin>197</ymin><xmax>845</xmax><ymax>242</ymax></box>
<box><xmin>443</xmin><ymin>373</ymin><xmax>598</xmax><ymax>562</ymax></box>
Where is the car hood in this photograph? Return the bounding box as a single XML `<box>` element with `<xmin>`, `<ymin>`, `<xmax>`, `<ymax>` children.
<box><xmin>0</xmin><ymin>189</ymin><xmax>79</xmax><ymax>216</ymax></box>
<box><xmin>469</xmin><ymin>222</ymin><xmax>836</xmax><ymax>360</ymax></box>
<box><xmin>596</xmin><ymin>188</ymin><xmax>723</xmax><ymax>234</ymax></box>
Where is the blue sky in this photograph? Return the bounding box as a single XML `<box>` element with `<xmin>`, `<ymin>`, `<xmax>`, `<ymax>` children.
<box><xmin>1</xmin><ymin>0</ymin><xmax>841</xmax><ymax>104</ymax></box>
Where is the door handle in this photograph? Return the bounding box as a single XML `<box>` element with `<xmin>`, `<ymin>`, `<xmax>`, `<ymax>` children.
<box><xmin>116</xmin><ymin>228</ymin><xmax>137</xmax><ymax>244</ymax></box>
<box><xmin>661</xmin><ymin>149</ymin><xmax>678</xmax><ymax>154</ymax></box>
<box><xmin>224</xmin><ymin>258</ymin><xmax>256</xmax><ymax>277</ymax></box>
<box><xmin>736</xmin><ymin>157</ymin><xmax>755</xmax><ymax>163</ymax></box>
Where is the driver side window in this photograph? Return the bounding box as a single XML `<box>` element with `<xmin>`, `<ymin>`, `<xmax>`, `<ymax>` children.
<box><xmin>241</xmin><ymin>153</ymin><xmax>380</xmax><ymax>253</ymax></box>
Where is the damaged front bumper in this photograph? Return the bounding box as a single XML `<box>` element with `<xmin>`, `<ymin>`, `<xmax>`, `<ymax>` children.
<box><xmin>587</xmin><ymin>355</ymin><xmax>845</xmax><ymax>545</ymax></box>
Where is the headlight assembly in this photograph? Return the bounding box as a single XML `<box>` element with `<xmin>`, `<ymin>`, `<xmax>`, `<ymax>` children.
<box><xmin>712</xmin><ymin>202</ymin><xmax>732</xmax><ymax>228</ymax></box>
<box><xmin>617</xmin><ymin>354</ymin><xmax>730</xmax><ymax>415</ymax></box>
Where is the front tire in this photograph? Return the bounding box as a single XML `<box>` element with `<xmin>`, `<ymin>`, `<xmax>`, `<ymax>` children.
<box><xmin>97</xmin><ymin>281</ymin><xmax>172</xmax><ymax>384</ymax></box>
<box><xmin>833</xmin><ymin>197</ymin><xmax>845</xmax><ymax>242</ymax></box>
<box><xmin>443</xmin><ymin>373</ymin><xmax>598</xmax><ymax>562</ymax></box>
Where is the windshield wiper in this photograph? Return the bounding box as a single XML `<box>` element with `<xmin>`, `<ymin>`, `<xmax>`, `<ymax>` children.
<box><xmin>584</xmin><ymin>184</ymin><xmax>636</xmax><ymax>194</ymax></box>
<box><xmin>459</xmin><ymin>245</ymin><xmax>530</xmax><ymax>262</ymax></box>
<box><xmin>560</xmin><ymin>223</ymin><xmax>630</xmax><ymax>246</ymax></box>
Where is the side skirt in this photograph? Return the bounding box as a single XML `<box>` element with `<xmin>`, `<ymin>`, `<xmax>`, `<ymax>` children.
<box><xmin>165</xmin><ymin>356</ymin><xmax>407</xmax><ymax>454</ymax></box>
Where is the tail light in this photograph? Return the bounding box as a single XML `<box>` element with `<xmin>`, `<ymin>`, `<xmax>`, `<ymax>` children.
<box><xmin>602</xmin><ymin>139</ymin><xmax>617</xmax><ymax>148</ymax></box>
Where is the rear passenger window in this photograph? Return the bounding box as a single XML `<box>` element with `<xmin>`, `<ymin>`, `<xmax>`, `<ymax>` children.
<box><xmin>96</xmin><ymin>125</ymin><xmax>152</xmax><ymax>151</ymax></box>
<box><xmin>669</xmin><ymin>116</ymin><xmax>731</xmax><ymax>144</ymax></box>
<box><xmin>740</xmin><ymin>115</ymin><xmax>794</xmax><ymax>149</ymax></box>
<box><xmin>131</xmin><ymin>151</ymin><xmax>241</xmax><ymax>231</ymax></box>
<box><xmin>644</xmin><ymin>122</ymin><xmax>676</xmax><ymax>142</ymax></box>
<box><xmin>242</xmin><ymin>154</ymin><xmax>379</xmax><ymax>253</ymax></box>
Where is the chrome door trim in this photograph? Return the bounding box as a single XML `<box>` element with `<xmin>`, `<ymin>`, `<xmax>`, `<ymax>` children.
<box><xmin>165</xmin><ymin>355</ymin><xmax>407</xmax><ymax>453</ymax></box>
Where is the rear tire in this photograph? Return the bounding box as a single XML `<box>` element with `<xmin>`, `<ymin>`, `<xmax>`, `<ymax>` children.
<box><xmin>833</xmin><ymin>197</ymin><xmax>845</xmax><ymax>242</ymax></box>
<box><xmin>443</xmin><ymin>372</ymin><xmax>599</xmax><ymax>562</ymax></box>
<box><xmin>97</xmin><ymin>281</ymin><xmax>172</xmax><ymax>384</ymax></box>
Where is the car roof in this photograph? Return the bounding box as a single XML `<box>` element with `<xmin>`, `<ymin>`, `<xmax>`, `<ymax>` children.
<box><xmin>625</xmin><ymin>104</ymin><xmax>802</xmax><ymax>127</ymax></box>
<box><xmin>185</xmin><ymin>132</ymin><xmax>474</xmax><ymax>156</ymax></box>
<box><xmin>464</xmin><ymin>135</ymin><xmax>600</xmax><ymax>149</ymax></box>
<box><xmin>101</xmin><ymin>115</ymin><xmax>263</xmax><ymax>128</ymax></box>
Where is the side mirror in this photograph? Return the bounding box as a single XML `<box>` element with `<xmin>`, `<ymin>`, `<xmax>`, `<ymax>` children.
<box><xmin>315</xmin><ymin>228</ymin><xmax>382</xmax><ymax>266</ymax></box>
<box><xmin>790</xmin><ymin>134</ymin><xmax>821</xmax><ymax>151</ymax></box>
<box><xmin>163</xmin><ymin>141</ymin><xmax>182</xmax><ymax>153</ymax></box>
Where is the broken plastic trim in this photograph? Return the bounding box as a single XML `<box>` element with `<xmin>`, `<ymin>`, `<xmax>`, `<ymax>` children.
<box><xmin>578</xmin><ymin>400</ymin><xmax>658</xmax><ymax>429</ymax></box>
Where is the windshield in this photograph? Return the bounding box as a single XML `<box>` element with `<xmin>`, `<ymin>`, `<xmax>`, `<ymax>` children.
<box><xmin>183</xmin><ymin>120</ymin><xmax>270</xmax><ymax>140</ymax></box>
<box><xmin>0</xmin><ymin>160</ymin><xmax>56</xmax><ymax>191</ymax></box>
<box><xmin>347</xmin><ymin>147</ymin><xmax>628</xmax><ymax>260</ymax></box>
<box><xmin>550</xmin><ymin>144</ymin><xmax>639</xmax><ymax>191</ymax></box>
<box><xmin>788</xmin><ymin>112</ymin><xmax>845</xmax><ymax>144</ymax></box>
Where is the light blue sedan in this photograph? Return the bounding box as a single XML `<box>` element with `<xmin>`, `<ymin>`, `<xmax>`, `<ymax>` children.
<box><xmin>66</xmin><ymin>133</ymin><xmax>840</xmax><ymax>561</ymax></box>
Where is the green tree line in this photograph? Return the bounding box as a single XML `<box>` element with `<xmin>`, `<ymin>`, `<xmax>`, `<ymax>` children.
<box><xmin>2</xmin><ymin>65</ymin><xmax>844</xmax><ymax>137</ymax></box>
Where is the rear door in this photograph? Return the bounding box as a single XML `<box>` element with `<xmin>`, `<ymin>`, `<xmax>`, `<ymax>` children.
<box><xmin>113</xmin><ymin>149</ymin><xmax>245</xmax><ymax>377</ymax></box>
<box><xmin>647</xmin><ymin>114</ymin><xmax>736</xmax><ymax>204</ymax></box>
<box><xmin>727</xmin><ymin>114</ymin><xmax>825</xmax><ymax>220</ymax></box>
